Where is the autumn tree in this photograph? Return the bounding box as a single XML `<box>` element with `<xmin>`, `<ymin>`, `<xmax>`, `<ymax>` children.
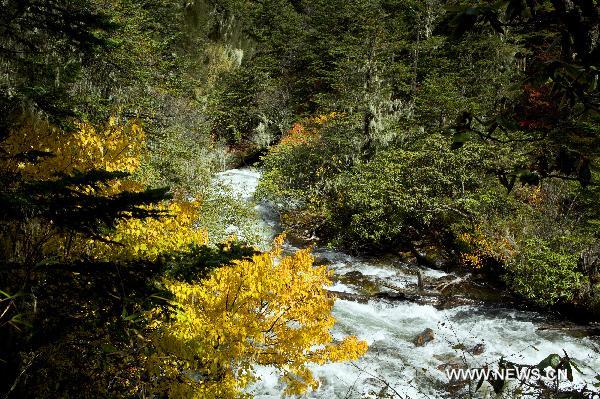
<box><xmin>150</xmin><ymin>236</ymin><xmax>367</xmax><ymax>399</ymax></box>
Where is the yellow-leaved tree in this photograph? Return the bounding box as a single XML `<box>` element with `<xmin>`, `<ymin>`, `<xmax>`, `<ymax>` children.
<box><xmin>1</xmin><ymin>117</ymin><xmax>144</xmax><ymax>181</ymax></box>
<box><xmin>150</xmin><ymin>235</ymin><xmax>367</xmax><ymax>398</ymax></box>
<box><xmin>0</xmin><ymin>117</ymin><xmax>208</xmax><ymax>262</ymax></box>
<box><xmin>88</xmin><ymin>200</ymin><xmax>208</xmax><ymax>261</ymax></box>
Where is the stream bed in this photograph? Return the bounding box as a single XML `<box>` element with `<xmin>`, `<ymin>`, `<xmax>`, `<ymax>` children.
<box><xmin>216</xmin><ymin>168</ymin><xmax>600</xmax><ymax>399</ymax></box>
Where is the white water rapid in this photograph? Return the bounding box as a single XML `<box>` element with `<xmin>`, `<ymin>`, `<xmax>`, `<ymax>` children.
<box><xmin>215</xmin><ymin>168</ymin><xmax>600</xmax><ymax>399</ymax></box>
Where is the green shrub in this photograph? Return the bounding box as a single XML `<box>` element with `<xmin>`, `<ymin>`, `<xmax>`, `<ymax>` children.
<box><xmin>137</xmin><ymin>126</ymin><xmax>232</xmax><ymax>197</ymax></box>
<box><xmin>336</xmin><ymin>136</ymin><xmax>482</xmax><ymax>249</ymax></box>
<box><xmin>507</xmin><ymin>238</ymin><xmax>586</xmax><ymax>305</ymax></box>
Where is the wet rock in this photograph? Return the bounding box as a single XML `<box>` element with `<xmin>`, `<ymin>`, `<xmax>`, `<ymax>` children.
<box><xmin>398</xmin><ymin>251</ymin><xmax>416</xmax><ymax>264</ymax></box>
<box><xmin>433</xmin><ymin>354</ymin><xmax>470</xmax><ymax>394</ymax></box>
<box><xmin>538</xmin><ymin>322</ymin><xmax>600</xmax><ymax>338</ymax></box>
<box><xmin>414</xmin><ymin>328</ymin><xmax>435</xmax><ymax>346</ymax></box>
<box><xmin>417</xmin><ymin>270</ymin><xmax>424</xmax><ymax>291</ymax></box>
<box><xmin>413</xmin><ymin>246</ymin><xmax>448</xmax><ymax>269</ymax></box>
<box><xmin>313</xmin><ymin>257</ymin><xmax>332</xmax><ymax>267</ymax></box>
<box><xmin>449</xmin><ymin>342</ymin><xmax>486</xmax><ymax>355</ymax></box>
<box><xmin>328</xmin><ymin>290</ymin><xmax>407</xmax><ymax>304</ymax></box>
<box><xmin>441</xmin><ymin>364</ymin><xmax>470</xmax><ymax>394</ymax></box>
<box><xmin>433</xmin><ymin>353</ymin><xmax>462</xmax><ymax>364</ymax></box>
<box><xmin>435</xmin><ymin>296</ymin><xmax>476</xmax><ymax>309</ymax></box>
<box><xmin>344</xmin><ymin>270</ymin><xmax>364</xmax><ymax>279</ymax></box>
<box><xmin>373</xmin><ymin>292</ymin><xmax>407</xmax><ymax>302</ymax></box>
<box><xmin>437</xmin><ymin>364</ymin><xmax>470</xmax><ymax>393</ymax></box>
<box><xmin>436</xmin><ymin>360</ymin><xmax>466</xmax><ymax>372</ymax></box>
<box><xmin>327</xmin><ymin>290</ymin><xmax>370</xmax><ymax>303</ymax></box>
<box><xmin>469</xmin><ymin>343</ymin><xmax>486</xmax><ymax>356</ymax></box>
<box><xmin>336</xmin><ymin>270</ymin><xmax>381</xmax><ymax>294</ymax></box>
<box><xmin>435</xmin><ymin>275</ymin><xmax>507</xmax><ymax>303</ymax></box>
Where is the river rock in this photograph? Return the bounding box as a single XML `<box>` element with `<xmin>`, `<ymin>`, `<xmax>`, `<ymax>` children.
<box><xmin>469</xmin><ymin>343</ymin><xmax>486</xmax><ymax>355</ymax></box>
<box><xmin>398</xmin><ymin>251</ymin><xmax>416</xmax><ymax>264</ymax></box>
<box><xmin>436</xmin><ymin>360</ymin><xmax>466</xmax><ymax>373</ymax></box>
<box><xmin>327</xmin><ymin>290</ymin><xmax>370</xmax><ymax>303</ymax></box>
<box><xmin>373</xmin><ymin>291</ymin><xmax>407</xmax><ymax>302</ymax></box>
<box><xmin>313</xmin><ymin>257</ymin><xmax>332</xmax><ymax>267</ymax></box>
<box><xmin>433</xmin><ymin>352</ymin><xmax>462</xmax><ymax>364</ymax></box>
<box><xmin>343</xmin><ymin>270</ymin><xmax>364</xmax><ymax>279</ymax></box>
<box><xmin>434</xmin><ymin>275</ymin><xmax>508</xmax><ymax>304</ymax></box>
<box><xmin>450</xmin><ymin>342</ymin><xmax>486</xmax><ymax>355</ymax></box>
<box><xmin>336</xmin><ymin>270</ymin><xmax>381</xmax><ymax>294</ymax></box>
<box><xmin>414</xmin><ymin>328</ymin><xmax>435</xmax><ymax>346</ymax></box>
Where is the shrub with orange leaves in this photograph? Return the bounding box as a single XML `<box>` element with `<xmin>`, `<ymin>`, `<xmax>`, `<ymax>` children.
<box><xmin>458</xmin><ymin>227</ymin><xmax>516</xmax><ymax>269</ymax></box>
<box><xmin>275</xmin><ymin>112</ymin><xmax>338</xmax><ymax>149</ymax></box>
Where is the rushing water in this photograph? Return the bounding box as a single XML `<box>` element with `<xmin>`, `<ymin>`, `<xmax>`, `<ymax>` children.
<box><xmin>215</xmin><ymin>168</ymin><xmax>600</xmax><ymax>399</ymax></box>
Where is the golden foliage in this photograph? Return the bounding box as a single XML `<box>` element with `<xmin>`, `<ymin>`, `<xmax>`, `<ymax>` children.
<box><xmin>0</xmin><ymin>118</ymin><xmax>207</xmax><ymax>262</ymax></box>
<box><xmin>459</xmin><ymin>226</ymin><xmax>516</xmax><ymax>269</ymax></box>
<box><xmin>1</xmin><ymin>117</ymin><xmax>144</xmax><ymax>180</ymax></box>
<box><xmin>3</xmin><ymin>118</ymin><xmax>364</xmax><ymax>397</ymax></box>
<box><xmin>86</xmin><ymin>200</ymin><xmax>208</xmax><ymax>262</ymax></box>
<box><xmin>149</xmin><ymin>235</ymin><xmax>367</xmax><ymax>398</ymax></box>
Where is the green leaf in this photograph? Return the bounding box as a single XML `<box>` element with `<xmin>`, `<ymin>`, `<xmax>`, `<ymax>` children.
<box><xmin>569</xmin><ymin>359</ymin><xmax>583</xmax><ymax>374</ymax></box>
<box><xmin>537</xmin><ymin>354</ymin><xmax>561</xmax><ymax>371</ymax></box>
<box><xmin>0</xmin><ymin>289</ymin><xmax>13</xmax><ymax>299</ymax></box>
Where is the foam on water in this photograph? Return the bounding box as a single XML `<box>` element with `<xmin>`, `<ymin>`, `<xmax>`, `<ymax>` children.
<box><xmin>215</xmin><ymin>168</ymin><xmax>262</xmax><ymax>200</ymax></box>
<box><xmin>216</xmin><ymin>168</ymin><xmax>600</xmax><ymax>398</ymax></box>
<box><xmin>328</xmin><ymin>282</ymin><xmax>359</xmax><ymax>294</ymax></box>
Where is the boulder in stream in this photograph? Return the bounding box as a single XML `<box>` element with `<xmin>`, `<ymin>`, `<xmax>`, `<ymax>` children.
<box><xmin>414</xmin><ymin>328</ymin><xmax>435</xmax><ymax>346</ymax></box>
<box><xmin>373</xmin><ymin>292</ymin><xmax>407</xmax><ymax>302</ymax></box>
<box><xmin>335</xmin><ymin>270</ymin><xmax>381</xmax><ymax>294</ymax></box>
<box><xmin>469</xmin><ymin>343</ymin><xmax>486</xmax><ymax>356</ymax></box>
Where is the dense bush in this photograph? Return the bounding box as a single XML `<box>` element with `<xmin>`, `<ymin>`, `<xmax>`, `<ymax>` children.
<box><xmin>257</xmin><ymin>0</ymin><xmax>599</xmax><ymax>317</ymax></box>
<box><xmin>508</xmin><ymin>238</ymin><xmax>586</xmax><ymax>306</ymax></box>
<box><xmin>334</xmin><ymin>136</ymin><xmax>484</xmax><ymax>249</ymax></box>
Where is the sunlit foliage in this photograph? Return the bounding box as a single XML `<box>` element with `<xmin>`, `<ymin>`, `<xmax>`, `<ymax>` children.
<box><xmin>0</xmin><ymin>118</ymin><xmax>203</xmax><ymax>262</ymax></box>
<box><xmin>149</xmin><ymin>236</ymin><xmax>367</xmax><ymax>398</ymax></box>
<box><xmin>89</xmin><ymin>200</ymin><xmax>208</xmax><ymax>261</ymax></box>
<box><xmin>1</xmin><ymin>114</ymin><xmax>366</xmax><ymax>397</ymax></box>
<box><xmin>1</xmin><ymin>117</ymin><xmax>143</xmax><ymax>177</ymax></box>
<box><xmin>275</xmin><ymin>113</ymin><xmax>337</xmax><ymax>149</ymax></box>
